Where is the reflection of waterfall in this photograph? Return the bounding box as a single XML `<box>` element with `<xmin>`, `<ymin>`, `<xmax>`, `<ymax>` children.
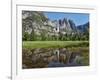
<box><xmin>54</xmin><ymin>49</ymin><xmax>60</xmax><ymax>61</ymax></box>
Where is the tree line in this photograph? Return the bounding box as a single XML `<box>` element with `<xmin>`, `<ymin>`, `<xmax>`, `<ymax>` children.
<box><xmin>22</xmin><ymin>31</ymin><xmax>89</xmax><ymax>41</ymax></box>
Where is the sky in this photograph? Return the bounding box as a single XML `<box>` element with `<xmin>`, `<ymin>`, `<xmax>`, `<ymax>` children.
<box><xmin>44</xmin><ymin>12</ymin><xmax>89</xmax><ymax>26</ymax></box>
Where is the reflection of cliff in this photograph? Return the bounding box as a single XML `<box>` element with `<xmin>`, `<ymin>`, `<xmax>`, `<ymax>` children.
<box><xmin>22</xmin><ymin>48</ymin><xmax>88</xmax><ymax>68</ymax></box>
<box><xmin>22</xmin><ymin>11</ymin><xmax>89</xmax><ymax>41</ymax></box>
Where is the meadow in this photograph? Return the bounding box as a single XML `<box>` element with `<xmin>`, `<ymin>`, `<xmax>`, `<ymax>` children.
<box><xmin>22</xmin><ymin>41</ymin><xmax>89</xmax><ymax>49</ymax></box>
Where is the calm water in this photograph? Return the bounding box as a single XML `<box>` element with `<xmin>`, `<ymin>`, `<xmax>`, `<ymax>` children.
<box><xmin>22</xmin><ymin>47</ymin><xmax>89</xmax><ymax>69</ymax></box>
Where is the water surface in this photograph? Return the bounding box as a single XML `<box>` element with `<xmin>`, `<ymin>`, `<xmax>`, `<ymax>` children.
<box><xmin>22</xmin><ymin>47</ymin><xmax>89</xmax><ymax>69</ymax></box>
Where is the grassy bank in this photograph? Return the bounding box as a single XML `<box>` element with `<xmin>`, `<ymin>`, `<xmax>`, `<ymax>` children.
<box><xmin>22</xmin><ymin>41</ymin><xmax>89</xmax><ymax>49</ymax></box>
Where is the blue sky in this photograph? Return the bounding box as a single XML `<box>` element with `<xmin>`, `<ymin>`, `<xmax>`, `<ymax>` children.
<box><xmin>44</xmin><ymin>12</ymin><xmax>89</xmax><ymax>26</ymax></box>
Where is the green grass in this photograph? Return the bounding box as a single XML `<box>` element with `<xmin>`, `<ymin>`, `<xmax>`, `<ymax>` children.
<box><xmin>22</xmin><ymin>41</ymin><xmax>89</xmax><ymax>49</ymax></box>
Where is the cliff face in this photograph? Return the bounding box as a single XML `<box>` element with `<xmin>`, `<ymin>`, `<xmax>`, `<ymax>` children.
<box><xmin>77</xmin><ymin>22</ymin><xmax>89</xmax><ymax>33</ymax></box>
<box><xmin>22</xmin><ymin>11</ymin><xmax>89</xmax><ymax>41</ymax></box>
